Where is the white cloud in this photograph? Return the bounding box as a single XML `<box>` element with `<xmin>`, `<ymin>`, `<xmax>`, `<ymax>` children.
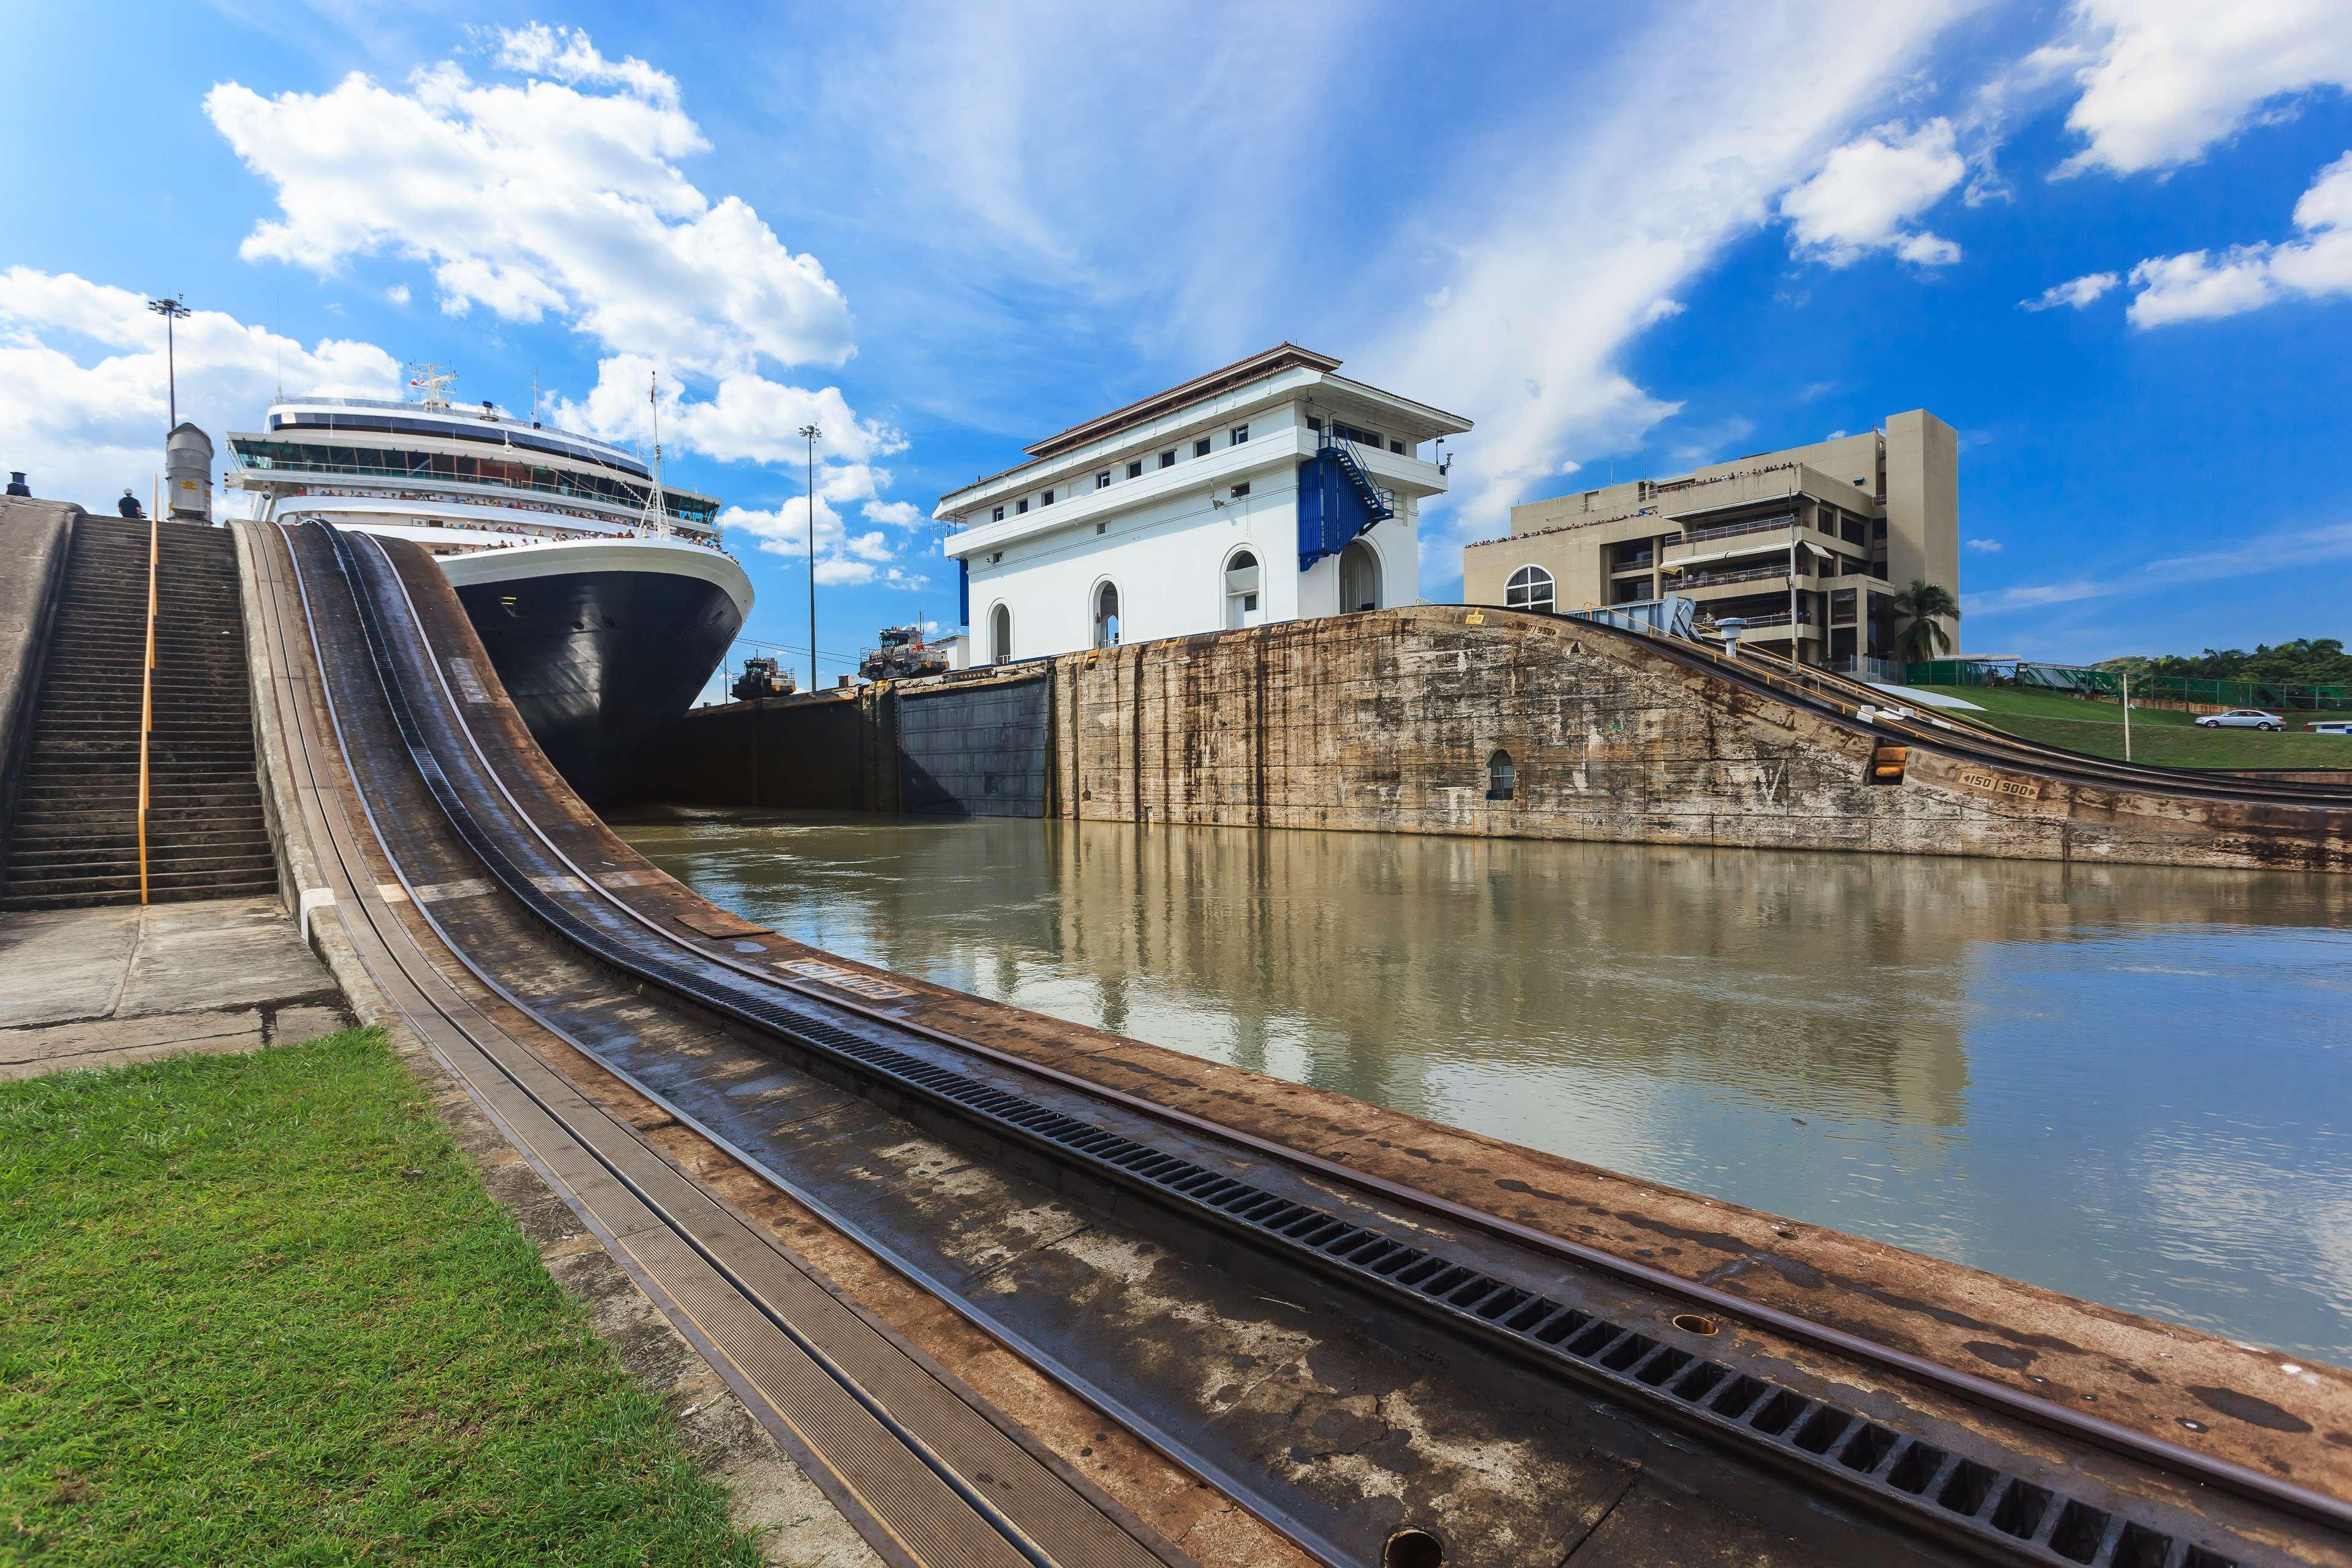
<box><xmin>0</xmin><ymin>268</ymin><xmax>401</xmax><ymax>507</ymax></box>
<box><xmin>492</xmin><ymin>21</ymin><xmax>680</xmax><ymax>109</ymax></box>
<box><xmin>1969</xmin><ymin>520</ymin><xmax>2352</xmax><ymax>616</ymax></box>
<box><xmin>551</xmin><ymin>353</ymin><xmax>903</xmax><ymax>469</ymax></box>
<box><xmin>1364</xmin><ymin>1</ymin><xmax>1971</xmax><ymax>546</ymax></box>
<box><xmin>2020</xmin><ymin>271</ymin><xmax>2119</xmax><ymax>310</ymax></box>
<box><xmin>1966</xmin><ymin>537</ymin><xmax>2003</xmax><ymax>551</ymax></box>
<box><xmin>718</xmin><ymin>495</ymin><xmax>911</xmax><ymax>584</ymax></box>
<box><xmin>2125</xmin><ymin>152</ymin><xmax>2352</xmax><ymax>326</ymax></box>
<box><xmin>384</xmin><ymin>282</ymin><xmax>410</xmax><ymax>306</ymax></box>
<box><xmin>2048</xmin><ymin>0</ymin><xmax>2352</xmax><ymax>177</ymax></box>
<box><xmin>1779</xmin><ymin>118</ymin><xmax>1967</xmax><ymax>267</ymax></box>
<box><xmin>205</xmin><ymin>29</ymin><xmax>852</xmax><ymax>376</ymax></box>
<box><xmin>862</xmin><ymin>499</ymin><xmax>923</xmax><ymax>527</ymax></box>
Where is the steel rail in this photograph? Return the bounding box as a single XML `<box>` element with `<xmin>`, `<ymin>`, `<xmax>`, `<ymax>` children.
<box><xmin>326</xmin><ymin>529</ymin><xmax>1348</xmax><ymax>1567</ymax></box>
<box><xmin>137</xmin><ymin>493</ymin><xmax>156</xmax><ymax>903</ymax></box>
<box><xmin>344</xmin><ymin>530</ymin><xmax>2352</xmax><ymax>1548</ymax></box>
<box><xmin>1569</xmin><ymin>611</ymin><xmax>2352</xmax><ymax>808</ymax></box>
<box><xmin>257</xmin><ymin>522</ymin><xmax>1185</xmax><ymax>1568</ymax></box>
<box><xmin>1736</xmin><ymin>642</ymin><xmax>2352</xmax><ymax>801</ymax></box>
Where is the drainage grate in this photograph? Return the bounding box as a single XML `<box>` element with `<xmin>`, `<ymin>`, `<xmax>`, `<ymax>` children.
<box><xmin>329</xmin><ymin>525</ymin><xmax>2247</xmax><ymax>1568</ymax></box>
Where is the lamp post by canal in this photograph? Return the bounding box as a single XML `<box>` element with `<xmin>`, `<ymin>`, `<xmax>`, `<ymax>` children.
<box><xmin>148</xmin><ymin>295</ymin><xmax>190</xmax><ymax>429</ymax></box>
<box><xmin>799</xmin><ymin>423</ymin><xmax>821</xmax><ymax>693</ymax></box>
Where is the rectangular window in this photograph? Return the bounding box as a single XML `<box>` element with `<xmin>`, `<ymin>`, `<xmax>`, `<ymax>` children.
<box><xmin>1016</xmin><ymin>498</ymin><xmax>1029</xmax><ymax>514</ymax></box>
<box><xmin>1127</xmin><ymin>459</ymin><xmax>1144</xmax><ymax>479</ymax></box>
<box><xmin>1242</xmin><ymin>592</ymin><xmax>1258</xmax><ymax>611</ymax></box>
<box><xmin>1159</xmin><ymin>450</ymin><xmax>1175</xmax><ymax>469</ymax></box>
<box><xmin>1306</xmin><ymin>415</ymin><xmax>1324</xmax><ymax>434</ymax></box>
<box><xmin>1042</xmin><ymin>489</ymin><xmax>1055</xmax><ymax>505</ymax></box>
<box><xmin>1390</xmin><ymin>440</ymin><xmax>1406</xmax><ymax>454</ymax></box>
<box><xmin>1230</xmin><ymin>424</ymin><xmax>1248</xmax><ymax>446</ymax></box>
<box><xmin>1231</xmin><ymin>482</ymin><xmax>1250</xmax><ymax>499</ymax></box>
<box><xmin>1095</xmin><ymin>521</ymin><xmax>1106</xmax><ymax>535</ymax></box>
<box><xmin>1193</xmin><ymin>437</ymin><xmax>1212</xmax><ymax>458</ymax></box>
<box><xmin>992</xmin><ymin>505</ymin><xmax>1005</xmax><ymax>522</ymax></box>
<box><xmin>1096</xmin><ymin>470</ymin><xmax>1111</xmax><ymax>489</ymax></box>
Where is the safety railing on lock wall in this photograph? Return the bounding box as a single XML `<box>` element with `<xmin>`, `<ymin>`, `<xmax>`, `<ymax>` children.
<box><xmin>137</xmin><ymin>481</ymin><xmax>157</xmax><ymax>904</ymax></box>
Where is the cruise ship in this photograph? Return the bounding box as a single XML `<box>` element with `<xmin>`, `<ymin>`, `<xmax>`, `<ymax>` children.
<box><xmin>226</xmin><ymin>371</ymin><xmax>751</xmax><ymax>803</ymax></box>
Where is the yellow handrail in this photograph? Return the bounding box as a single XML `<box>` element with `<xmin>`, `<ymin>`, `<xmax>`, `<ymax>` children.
<box><xmin>138</xmin><ymin>481</ymin><xmax>157</xmax><ymax>905</ymax></box>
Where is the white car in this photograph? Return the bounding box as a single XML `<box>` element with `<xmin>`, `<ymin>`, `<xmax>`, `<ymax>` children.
<box><xmin>2196</xmin><ymin>709</ymin><xmax>2284</xmax><ymax>731</ymax></box>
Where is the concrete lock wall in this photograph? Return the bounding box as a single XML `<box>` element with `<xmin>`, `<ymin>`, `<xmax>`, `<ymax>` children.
<box><xmin>636</xmin><ymin>608</ymin><xmax>2350</xmax><ymax>872</ymax></box>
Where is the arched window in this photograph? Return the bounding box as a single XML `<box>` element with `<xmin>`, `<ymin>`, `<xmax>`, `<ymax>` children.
<box><xmin>1487</xmin><ymin>748</ymin><xmax>1516</xmax><ymax>801</ymax></box>
<box><xmin>1093</xmin><ymin>581</ymin><xmax>1121</xmax><ymax>649</ymax></box>
<box><xmin>990</xmin><ymin>602</ymin><xmax>1012</xmax><ymax>663</ymax></box>
<box><xmin>1340</xmin><ymin>538</ymin><xmax>1382</xmax><ymax>613</ymax></box>
<box><xmin>1504</xmin><ymin>565</ymin><xmax>1555</xmax><ymax>613</ymax></box>
<box><xmin>1224</xmin><ymin>549</ymin><xmax>1262</xmax><ymax>631</ymax></box>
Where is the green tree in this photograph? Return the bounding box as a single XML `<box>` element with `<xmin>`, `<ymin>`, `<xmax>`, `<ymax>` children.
<box><xmin>1890</xmin><ymin>579</ymin><xmax>1960</xmax><ymax>664</ymax></box>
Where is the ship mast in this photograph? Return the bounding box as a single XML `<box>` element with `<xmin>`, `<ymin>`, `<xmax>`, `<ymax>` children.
<box><xmin>639</xmin><ymin>369</ymin><xmax>673</xmax><ymax>540</ymax></box>
<box><xmin>406</xmin><ymin>362</ymin><xmax>457</xmax><ymax>409</ymax></box>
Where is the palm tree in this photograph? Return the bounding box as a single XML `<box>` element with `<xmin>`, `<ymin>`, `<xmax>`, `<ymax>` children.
<box><xmin>1890</xmin><ymin>579</ymin><xmax>1960</xmax><ymax>665</ymax></box>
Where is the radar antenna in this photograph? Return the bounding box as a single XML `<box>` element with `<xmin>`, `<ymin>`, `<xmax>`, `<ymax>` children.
<box><xmin>639</xmin><ymin>369</ymin><xmax>673</xmax><ymax>540</ymax></box>
<box><xmin>405</xmin><ymin>363</ymin><xmax>457</xmax><ymax>410</ymax></box>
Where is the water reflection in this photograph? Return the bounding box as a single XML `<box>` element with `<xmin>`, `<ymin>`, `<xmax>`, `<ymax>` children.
<box><xmin>611</xmin><ymin>808</ymin><xmax>2352</xmax><ymax>1362</ymax></box>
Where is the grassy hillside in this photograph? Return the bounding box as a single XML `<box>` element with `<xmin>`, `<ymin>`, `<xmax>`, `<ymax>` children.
<box><xmin>1908</xmin><ymin>685</ymin><xmax>2352</xmax><ymax>771</ymax></box>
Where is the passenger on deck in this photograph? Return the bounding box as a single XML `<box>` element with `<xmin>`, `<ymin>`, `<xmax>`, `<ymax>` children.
<box><xmin>117</xmin><ymin>489</ymin><xmax>145</xmax><ymax>518</ymax></box>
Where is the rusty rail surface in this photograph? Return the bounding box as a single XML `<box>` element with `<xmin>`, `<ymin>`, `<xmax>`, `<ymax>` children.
<box><xmin>251</xmin><ymin>521</ymin><xmax>1191</xmax><ymax>1568</ymax></box>
<box><xmin>303</xmin><ymin>514</ymin><xmax>2348</xmax><ymax>1568</ymax></box>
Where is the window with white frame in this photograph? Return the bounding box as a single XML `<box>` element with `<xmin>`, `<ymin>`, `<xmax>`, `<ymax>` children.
<box><xmin>1159</xmin><ymin>450</ymin><xmax>1175</xmax><ymax>469</ymax></box>
<box><xmin>992</xmin><ymin>505</ymin><xmax>1005</xmax><ymax>522</ymax></box>
<box><xmin>1096</xmin><ymin>470</ymin><xmax>1111</xmax><ymax>489</ymax></box>
<box><xmin>1504</xmin><ymin>565</ymin><xmax>1555</xmax><ymax>612</ymax></box>
<box><xmin>1230</xmin><ymin>424</ymin><xmax>1248</xmax><ymax>446</ymax></box>
<box><xmin>1193</xmin><ymin>437</ymin><xmax>1211</xmax><ymax>458</ymax></box>
<box><xmin>1127</xmin><ymin>459</ymin><xmax>1144</xmax><ymax>479</ymax></box>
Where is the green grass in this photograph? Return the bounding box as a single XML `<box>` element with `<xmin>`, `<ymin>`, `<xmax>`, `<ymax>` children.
<box><xmin>1910</xmin><ymin>685</ymin><xmax>2352</xmax><ymax>771</ymax></box>
<box><xmin>0</xmin><ymin>1029</ymin><xmax>766</xmax><ymax>1568</ymax></box>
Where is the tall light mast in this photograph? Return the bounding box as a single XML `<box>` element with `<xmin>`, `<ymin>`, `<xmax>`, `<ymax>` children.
<box><xmin>639</xmin><ymin>371</ymin><xmax>673</xmax><ymax>540</ymax></box>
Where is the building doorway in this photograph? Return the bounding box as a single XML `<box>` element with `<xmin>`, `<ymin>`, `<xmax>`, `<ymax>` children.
<box><xmin>990</xmin><ymin>602</ymin><xmax>1012</xmax><ymax>663</ymax></box>
<box><xmin>1339</xmin><ymin>538</ymin><xmax>1382</xmax><ymax>612</ymax></box>
<box><xmin>1093</xmin><ymin>581</ymin><xmax>1121</xmax><ymax>649</ymax></box>
<box><xmin>1224</xmin><ymin>550</ymin><xmax>1262</xmax><ymax>630</ymax></box>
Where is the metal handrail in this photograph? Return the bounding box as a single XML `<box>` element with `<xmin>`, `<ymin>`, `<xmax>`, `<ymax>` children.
<box><xmin>138</xmin><ymin>483</ymin><xmax>157</xmax><ymax>905</ymax></box>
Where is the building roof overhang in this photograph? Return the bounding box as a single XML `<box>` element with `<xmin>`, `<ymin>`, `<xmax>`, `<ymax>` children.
<box><xmin>935</xmin><ymin>346</ymin><xmax>1472</xmax><ymax>519</ymax></box>
<box><xmin>1022</xmin><ymin>344</ymin><xmax>1342</xmax><ymax>459</ymax></box>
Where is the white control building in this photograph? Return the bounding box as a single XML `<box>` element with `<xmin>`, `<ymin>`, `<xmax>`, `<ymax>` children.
<box><xmin>936</xmin><ymin>345</ymin><xmax>1471</xmax><ymax>665</ymax></box>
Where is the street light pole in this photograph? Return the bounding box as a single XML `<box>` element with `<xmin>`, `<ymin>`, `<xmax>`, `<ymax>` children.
<box><xmin>148</xmin><ymin>295</ymin><xmax>190</xmax><ymax>429</ymax></box>
<box><xmin>799</xmin><ymin>423</ymin><xmax>821</xmax><ymax>693</ymax></box>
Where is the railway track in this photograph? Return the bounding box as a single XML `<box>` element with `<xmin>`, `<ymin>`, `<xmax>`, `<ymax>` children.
<box><xmin>244</xmin><ymin>516</ymin><xmax>2352</xmax><ymax>1567</ymax></box>
<box><xmin>1571</xmin><ymin>614</ymin><xmax>2352</xmax><ymax>809</ymax></box>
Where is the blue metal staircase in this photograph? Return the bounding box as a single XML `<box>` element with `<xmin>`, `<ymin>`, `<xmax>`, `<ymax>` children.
<box><xmin>1296</xmin><ymin>435</ymin><xmax>1395</xmax><ymax>573</ymax></box>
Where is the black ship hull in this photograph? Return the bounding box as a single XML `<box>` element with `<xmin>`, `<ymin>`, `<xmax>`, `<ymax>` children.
<box><xmin>453</xmin><ymin>565</ymin><xmax>742</xmax><ymax>804</ymax></box>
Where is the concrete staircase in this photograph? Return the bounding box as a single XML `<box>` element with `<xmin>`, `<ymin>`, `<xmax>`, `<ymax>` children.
<box><xmin>0</xmin><ymin>516</ymin><xmax>274</xmax><ymax>910</ymax></box>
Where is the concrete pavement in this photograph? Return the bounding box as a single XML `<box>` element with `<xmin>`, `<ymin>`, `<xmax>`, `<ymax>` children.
<box><xmin>0</xmin><ymin>894</ymin><xmax>349</xmax><ymax>1079</ymax></box>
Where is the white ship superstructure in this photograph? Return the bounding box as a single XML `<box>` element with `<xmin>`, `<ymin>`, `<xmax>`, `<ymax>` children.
<box><xmin>226</xmin><ymin>372</ymin><xmax>753</xmax><ymax>801</ymax></box>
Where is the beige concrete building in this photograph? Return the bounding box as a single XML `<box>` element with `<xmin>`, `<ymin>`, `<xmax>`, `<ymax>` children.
<box><xmin>1463</xmin><ymin>410</ymin><xmax>1958</xmax><ymax>672</ymax></box>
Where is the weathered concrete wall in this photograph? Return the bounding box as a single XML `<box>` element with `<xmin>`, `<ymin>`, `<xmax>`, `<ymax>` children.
<box><xmin>0</xmin><ymin>499</ymin><xmax>78</xmax><ymax>851</ymax></box>
<box><xmin>637</xmin><ymin>685</ymin><xmax>900</xmax><ymax>812</ymax></box>
<box><xmin>1050</xmin><ymin>606</ymin><xmax>2352</xmax><ymax>872</ymax></box>
<box><xmin>635</xmin><ymin>607</ymin><xmax>2351</xmax><ymax>872</ymax></box>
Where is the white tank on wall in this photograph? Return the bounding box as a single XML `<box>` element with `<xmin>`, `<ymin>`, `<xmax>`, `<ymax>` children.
<box><xmin>165</xmin><ymin>423</ymin><xmax>214</xmax><ymax>521</ymax></box>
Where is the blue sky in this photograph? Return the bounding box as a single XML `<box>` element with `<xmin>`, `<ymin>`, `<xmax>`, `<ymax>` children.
<box><xmin>4</xmin><ymin>0</ymin><xmax>2349</xmax><ymax>682</ymax></box>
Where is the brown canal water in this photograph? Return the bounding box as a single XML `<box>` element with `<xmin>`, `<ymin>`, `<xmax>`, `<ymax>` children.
<box><xmin>611</xmin><ymin>808</ymin><xmax>2352</xmax><ymax>1364</ymax></box>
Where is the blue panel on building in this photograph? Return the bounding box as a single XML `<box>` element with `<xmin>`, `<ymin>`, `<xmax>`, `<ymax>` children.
<box><xmin>957</xmin><ymin>556</ymin><xmax>970</xmax><ymax>627</ymax></box>
<box><xmin>1296</xmin><ymin>454</ymin><xmax>1370</xmax><ymax>573</ymax></box>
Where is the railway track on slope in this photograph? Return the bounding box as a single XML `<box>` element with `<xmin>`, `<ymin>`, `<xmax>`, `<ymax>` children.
<box><xmin>258</xmin><ymin>516</ymin><xmax>2352</xmax><ymax>1567</ymax></box>
<box><xmin>1567</xmin><ymin>614</ymin><xmax>2352</xmax><ymax>810</ymax></box>
<box><xmin>244</xmin><ymin>521</ymin><xmax>1199</xmax><ymax>1568</ymax></box>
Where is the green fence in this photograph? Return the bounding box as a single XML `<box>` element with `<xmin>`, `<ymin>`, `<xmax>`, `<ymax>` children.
<box><xmin>1907</xmin><ymin>660</ymin><xmax>2350</xmax><ymax>712</ymax></box>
